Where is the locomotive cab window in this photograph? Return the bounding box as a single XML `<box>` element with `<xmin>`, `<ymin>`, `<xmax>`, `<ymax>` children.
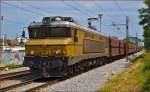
<box><xmin>28</xmin><ymin>27</ymin><xmax>72</xmax><ymax>39</ymax></box>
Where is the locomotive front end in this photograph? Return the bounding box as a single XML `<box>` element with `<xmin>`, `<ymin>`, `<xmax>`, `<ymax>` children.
<box><xmin>23</xmin><ymin>16</ymin><xmax>77</xmax><ymax>77</ymax></box>
<box><xmin>24</xmin><ymin>38</ymin><xmax>72</xmax><ymax>77</ymax></box>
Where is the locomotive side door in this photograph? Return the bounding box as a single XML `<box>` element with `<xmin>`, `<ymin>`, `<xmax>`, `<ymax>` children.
<box><xmin>73</xmin><ymin>28</ymin><xmax>84</xmax><ymax>56</ymax></box>
<box><xmin>74</xmin><ymin>29</ymin><xmax>78</xmax><ymax>56</ymax></box>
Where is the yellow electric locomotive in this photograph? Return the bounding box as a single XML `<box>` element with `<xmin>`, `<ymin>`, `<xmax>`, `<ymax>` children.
<box><xmin>23</xmin><ymin>16</ymin><xmax>108</xmax><ymax>77</ymax></box>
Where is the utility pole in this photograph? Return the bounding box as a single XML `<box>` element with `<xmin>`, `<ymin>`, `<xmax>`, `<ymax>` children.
<box><xmin>125</xmin><ymin>16</ymin><xmax>129</xmax><ymax>62</ymax></box>
<box><xmin>98</xmin><ymin>14</ymin><xmax>103</xmax><ymax>32</ymax></box>
<box><xmin>0</xmin><ymin>16</ymin><xmax>3</xmax><ymax>40</ymax></box>
<box><xmin>136</xmin><ymin>32</ymin><xmax>138</xmax><ymax>45</ymax></box>
<box><xmin>136</xmin><ymin>32</ymin><xmax>138</xmax><ymax>51</ymax></box>
<box><xmin>110</xmin><ymin>16</ymin><xmax>129</xmax><ymax>62</ymax></box>
<box><xmin>0</xmin><ymin>16</ymin><xmax>4</xmax><ymax>65</ymax></box>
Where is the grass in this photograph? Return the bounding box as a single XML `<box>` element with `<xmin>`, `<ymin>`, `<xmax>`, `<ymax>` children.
<box><xmin>142</xmin><ymin>50</ymin><xmax>150</xmax><ymax>92</ymax></box>
<box><xmin>99</xmin><ymin>51</ymin><xmax>150</xmax><ymax>92</ymax></box>
<box><xmin>0</xmin><ymin>63</ymin><xmax>22</xmax><ymax>71</ymax></box>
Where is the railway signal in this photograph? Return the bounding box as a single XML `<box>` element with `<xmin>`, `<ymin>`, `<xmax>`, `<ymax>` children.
<box><xmin>88</xmin><ymin>17</ymin><xmax>98</xmax><ymax>30</ymax></box>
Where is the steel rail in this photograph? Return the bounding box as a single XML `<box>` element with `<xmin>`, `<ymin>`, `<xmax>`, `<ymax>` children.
<box><xmin>0</xmin><ymin>70</ymin><xmax>30</xmax><ymax>81</ymax></box>
<box><xmin>23</xmin><ymin>61</ymin><xmax>107</xmax><ymax>91</ymax></box>
<box><xmin>0</xmin><ymin>77</ymin><xmax>40</xmax><ymax>92</ymax></box>
<box><xmin>24</xmin><ymin>79</ymin><xmax>59</xmax><ymax>92</ymax></box>
<box><xmin>24</xmin><ymin>65</ymin><xmax>100</xmax><ymax>92</ymax></box>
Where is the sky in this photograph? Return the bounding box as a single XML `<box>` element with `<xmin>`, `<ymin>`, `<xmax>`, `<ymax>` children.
<box><xmin>1</xmin><ymin>0</ymin><xmax>146</xmax><ymax>40</ymax></box>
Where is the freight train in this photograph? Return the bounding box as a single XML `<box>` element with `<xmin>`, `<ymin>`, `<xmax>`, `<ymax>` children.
<box><xmin>23</xmin><ymin>16</ymin><xmax>142</xmax><ymax>77</ymax></box>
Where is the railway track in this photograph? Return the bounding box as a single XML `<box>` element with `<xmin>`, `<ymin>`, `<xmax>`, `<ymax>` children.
<box><xmin>0</xmin><ymin>76</ymin><xmax>40</xmax><ymax>92</ymax></box>
<box><xmin>0</xmin><ymin>55</ymin><xmax>133</xmax><ymax>92</ymax></box>
<box><xmin>24</xmin><ymin>64</ymin><xmax>104</xmax><ymax>92</ymax></box>
<box><xmin>0</xmin><ymin>70</ymin><xmax>31</xmax><ymax>81</ymax></box>
<box><xmin>0</xmin><ymin>58</ymin><xmax>127</xmax><ymax>92</ymax></box>
<box><xmin>0</xmin><ymin>66</ymin><xmax>95</xmax><ymax>92</ymax></box>
<box><xmin>24</xmin><ymin>79</ymin><xmax>60</xmax><ymax>92</ymax></box>
<box><xmin>0</xmin><ymin>59</ymin><xmax>114</xmax><ymax>92</ymax></box>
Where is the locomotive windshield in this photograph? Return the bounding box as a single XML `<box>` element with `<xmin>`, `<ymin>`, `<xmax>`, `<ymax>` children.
<box><xmin>28</xmin><ymin>27</ymin><xmax>71</xmax><ymax>39</ymax></box>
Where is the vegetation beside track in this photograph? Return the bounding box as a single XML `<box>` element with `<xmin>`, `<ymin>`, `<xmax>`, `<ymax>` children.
<box><xmin>0</xmin><ymin>64</ymin><xmax>22</xmax><ymax>71</ymax></box>
<box><xmin>99</xmin><ymin>51</ymin><xmax>150</xmax><ymax>92</ymax></box>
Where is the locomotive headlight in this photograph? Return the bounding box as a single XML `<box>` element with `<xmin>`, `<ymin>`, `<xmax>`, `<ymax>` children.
<box><xmin>30</xmin><ymin>50</ymin><xmax>34</xmax><ymax>55</ymax></box>
<box><xmin>52</xmin><ymin>49</ymin><xmax>65</xmax><ymax>56</ymax></box>
<box><xmin>55</xmin><ymin>49</ymin><xmax>62</xmax><ymax>55</ymax></box>
<box><xmin>51</xmin><ymin>49</ymin><xmax>66</xmax><ymax>55</ymax></box>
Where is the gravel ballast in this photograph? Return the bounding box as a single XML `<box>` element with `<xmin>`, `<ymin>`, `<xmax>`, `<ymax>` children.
<box><xmin>39</xmin><ymin>51</ymin><xmax>143</xmax><ymax>92</ymax></box>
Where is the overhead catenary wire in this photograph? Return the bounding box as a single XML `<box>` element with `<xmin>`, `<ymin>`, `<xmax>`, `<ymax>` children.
<box><xmin>112</xmin><ymin>1</ymin><xmax>134</xmax><ymax>38</ymax></box>
<box><xmin>73</xmin><ymin>1</ymin><xmax>115</xmax><ymax>26</ymax></box>
<box><xmin>113</xmin><ymin>0</ymin><xmax>130</xmax><ymax>39</ymax></box>
<box><xmin>92</xmin><ymin>0</ymin><xmax>123</xmax><ymax>36</ymax></box>
<box><xmin>61</xmin><ymin>0</ymin><xmax>91</xmax><ymax>16</ymax></box>
<box><xmin>62</xmin><ymin>1</ymin><xmax>113</xmax><ymax>30</ymax></box>
<box><xmin>93</xmin><ymin>0</ymin><xmax>124</xmax><ymax>36</ymax></box>
<box><xmin>3</xmin><ymin>2</ymin><xmax>45</xmax><ymax>16</ymax></box>
<box><xmin>4</xmin><ymin>19</ymin><xmax>25</xmax><ymax>25</ymax></box>
<box><xmin>19</xmin><ymin>2</ymin><xmax>53</xmax><ymax>15</ymax></box>
<box><xmin>113</xmin><ymin>0</ymin><xmax>127</xmax><ymax>16</ymax></box>
<box><xmin>73</xmin><ymin>1</ymin><xmax>95</xmax><ymax>16</ymax></box>
<box><xmin>93</xmin><ymin>0</ymin><xmax>115</xmax><ymax>22</ymax></box>
<box><xmin>1</xmin><ymin>0</ymin><xmax>142</xmax><ymax>41</ymax></box>
<box><xmin>1</xmin><ymin>19</ymin><xmax>25</xmax><ymax>39</ymax></box>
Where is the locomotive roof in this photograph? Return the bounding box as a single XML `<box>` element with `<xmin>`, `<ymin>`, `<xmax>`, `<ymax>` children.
<box><xmin>29</xmin><ymin>21</ymin><xmax>128</xmax><ymax>42</ymax></box>
<box><xmin>29</xmin><ymin>21</ymin><xmax>106</xmax><ymax>37</ymax></box>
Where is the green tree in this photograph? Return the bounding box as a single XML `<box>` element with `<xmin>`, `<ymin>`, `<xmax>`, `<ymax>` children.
<box><xmin>139</xmin><ymin>0</ymin><xmax>150</xmax><ymax>49</ymax></box>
